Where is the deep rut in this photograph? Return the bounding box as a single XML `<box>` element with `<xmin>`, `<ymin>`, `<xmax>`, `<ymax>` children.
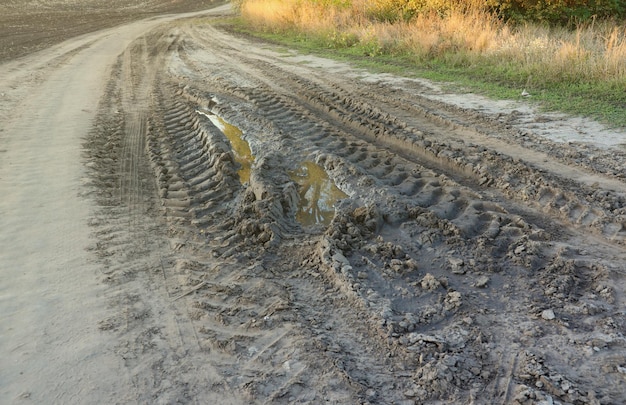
<box><xmin>85</xmin><ymin>16</ymin><xmax>626</xmax><ymax>404</ymax></box>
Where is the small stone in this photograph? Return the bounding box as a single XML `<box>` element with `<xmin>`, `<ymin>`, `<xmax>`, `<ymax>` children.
<box><xmin>390</xmin><ymin>259</ymin><xmax>404</xmax><ymax>272</ymax></box>
<box><xmin>444</xmin><ymin>291</ymin><xmax>462</xmax><ymax>310</ymax></box>
<box><xmin>420</xmin><ymin>273</ymin><xmax>441</xmax><ymax>291</ymax></box>
<box><xmin>405</xmin><ymin>258</ymin><xmax>418</xmax><ymax>271</ymax></box>
<box><xmin>449</xmin><ymin>257</ymin><xmax>465</xmax><ymax>274</ymax></box>
<box><xmin>541</xmin><ymin>309</ymin><xmax>556</xmax><ymax>320</ymax></box>
<box><xmin>474</xmin><ymin>276</ymin><xmax>490</xmax><ymax>288</ymax></box>
<box><xmin>544</xmin><ymin>286</ymin><xmax>557</xmax><ymax>296</ymax></box>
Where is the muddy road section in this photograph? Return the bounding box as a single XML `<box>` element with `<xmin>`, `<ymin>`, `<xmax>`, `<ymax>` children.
<box><xmin>3</xmin><ymin>4</ymin><xmax>626</xmax><ymax>404</ymax></box>
<box><xmin>80</xmin><ymin>12</ymin><xmax>626</xmax><ymax>403</ymax></box>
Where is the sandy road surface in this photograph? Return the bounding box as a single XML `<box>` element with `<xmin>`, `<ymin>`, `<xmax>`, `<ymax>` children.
<box><xmin>0</xmin><ymin>4</ymin><xmax>231</xmax><ymax>404</ymax></box>
<box><xmin>0</xmin><ymin>0</ymin><xmax>221</xmax><ymax>62</ymax></box>
<box><xmin>3</xmin><ymin>2</ymin><xmax>626</xmax><ymax>404</ymax></box>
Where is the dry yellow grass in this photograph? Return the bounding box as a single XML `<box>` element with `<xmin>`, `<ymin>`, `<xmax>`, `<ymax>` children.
<box><xmin>240</xmin><ymin>0</ymin><xmax>626</xmax><ymax>83</ymax></box>
<box><xmin>241</xmin><ymin>0</ymin><xmax>356</xmax><ymax>34</ymax></box>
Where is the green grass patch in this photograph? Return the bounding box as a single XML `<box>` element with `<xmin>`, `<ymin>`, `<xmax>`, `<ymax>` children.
<box><xmin>213</xmin><ymin>18</ymin><xmax>626</xmax><ymax>128</ymax></box>
<box><xmin>217</xmin><ymin>17</ymin><xmax>626</xmax><ymax>129</ymax></box>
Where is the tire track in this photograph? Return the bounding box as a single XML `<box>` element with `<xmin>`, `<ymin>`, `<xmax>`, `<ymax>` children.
<box><xmin>135</xmin><ymin>34</ymin><xmax>422</xmax><ymax>403</ymax></box>
<box><xmin>173</xmin><ymin>43</ymin><xmax>537</xmax><ymax>254</ymax></box>
<box><xmin>85</xmin><ymin>30</ymin><xmax>253</xmax><ymax>403</ymax></box>
<box><xmin>85</xmin><ymin>16</ymin><xmax>626</xmax><ymax>404</ymax></box>
<box><xmin>164</xmin><ymin>25</ymin><xmax>536</xmax><ymax>403</ymax></box>
<box><xmin>250</xmin><ymin>58</ymin><xmax>625</xmax><ymax>244</ymax></box>
<box><xmin>179</xmin><ymin>23</ymin><xmax>626</xmax><ymax>245</ymax></box>
<box><xmin>127</xmin><ymin>30</ymin><xmax>375</xmax><ymax>403</ymax></box>
<box><xmin>152</xmin><ymin>20</ymin><xmax>626</xmax><ymax>404</ymax></box>
<box><xmin>148</xmin><ymin>83</ymin><xmax>242</xmax><ymax>228</ymax></box>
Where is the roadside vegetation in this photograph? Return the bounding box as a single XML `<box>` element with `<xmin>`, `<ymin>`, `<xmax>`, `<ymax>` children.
<box><xmin>230</xmin><ymin>0</ymin><xmax>626</xmax><ymax>127</ymax></box>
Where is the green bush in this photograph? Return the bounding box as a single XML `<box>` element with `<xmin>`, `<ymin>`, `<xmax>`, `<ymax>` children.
<box><xmin>362</xmin><ymin>0</ymin><xmax>625</xmax><ymax>25</ymax></box>
<box><xmin>488</xmin><ymin>0</ymin><xmax>625</xmax><ymax>25</ymax></box>
<box><xmin>365</xmin><ymin>0</ymin><xmax>472</xmax><ymax>23</ymax></box>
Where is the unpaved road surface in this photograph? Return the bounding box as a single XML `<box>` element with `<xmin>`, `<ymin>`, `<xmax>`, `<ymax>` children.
<box><xmin>2</xmin><ymin>2</ymin><xmax>626</xmax><ymax>404</ymax></box>
<box><xmin>0</xmin><ymin>0</ymin><xmax>220</xmax><ymax>62</ymax></box>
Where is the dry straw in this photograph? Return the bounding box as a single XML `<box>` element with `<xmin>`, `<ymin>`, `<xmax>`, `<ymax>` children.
<box><xmin>241</xmin><ymin>0</ymin><xmax>626</xmax><ymax>83</ymax></box>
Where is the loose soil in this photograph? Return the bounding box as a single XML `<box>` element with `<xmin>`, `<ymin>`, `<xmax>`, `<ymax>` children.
<box><xmin>0</xmin><ymin>0</ymin><xmax>221</xmax><ymax>62</ymax></box>
<box><xmin>1</xmin><ymin>2</ymin><xmax>626</xmax><ymax>404</ymax></box>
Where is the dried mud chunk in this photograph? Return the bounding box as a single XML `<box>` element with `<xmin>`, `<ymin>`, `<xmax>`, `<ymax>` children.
<box><xmin>512</xmin><ymin>384</ymin><xmax>540</xmax><ymax>404</ymax></box>
<box><xmin>418</xmin><ymin>304</ymin><xmax>445</xmax><ymax>324</ymax></box>
<box><xmin>516</xmin><ymin>351</ymin><xmax>546</xmax><ymax>380</ymax></box>
<box><xmin>448</xmin><ymin>257</ymin><xmax>465</xmax><ymax>274</ymax></box>
<box><xmin>406</xmin><ymin>333</ymin><xmax>446</xmax><ymax>349</ymax></box>
<box><xmin>473</xmin><ymin>275</ymin><xmax>490</xmax><ymax>288</ymax></box>
<box><xmin>325</xmin><ymin>205</ymin><xmax>383</xmax><ymax>254</ymax></box>
<box><xmin>405</xmin><ymin>319</ymin><xmax>488</xmax><ymax>399</ymax></box>
<box><xmin>539</xmin><ymin>257</ymin><xmax>612</xmax><ymax>307</ymax></box>
<box><xmin>351</xmin><ymin>205</ymin><xmax>382</xmax><ymax>233</ymax></box>
<box><xmin>595</xmin><ymin>283</ymin><xmax>614</xmax><ymax>303</ymax></box>
<box><xmin>405</xmin><ymin>258</ymin><xmax>418</xmax><ymax>271</ymax></box>
<box><xmin>257</xmin><ymin>231</ymin><xmax>271</xmax><ymax>243</ymax></box>
<box><xmin>444</xmin><ymin>291</ymin><xmax>462</xmax><ymax>311</ymax></box>
<box><xmin>420</xmin><ymin>273</ymin><xmax>441</xmax><ymax>291</ymax></box>
<box><xmin>537</xmin><ymin>375</ymin><xmax>568</xmax><ymax>398</ymax></box>
<box><xmin>388</xmin><ymin>259</ymin><xmax>404</xmax><ymax>272</ymax></box>
<box><xmin>375</xmin><ymin>241</ymin><xmax>406</xmax><ymax>260</ymax></box>
<box><xmin>541</xmin><ymin>309</ymin><xmax>556</xmax><ymax>321</ymax></box>
<box><xmin>508</xmin><ymin>236</ymin><xmax>541</xmax><ymax>269</ymax></box>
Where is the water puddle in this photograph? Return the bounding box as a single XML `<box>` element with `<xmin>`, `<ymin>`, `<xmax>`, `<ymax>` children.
<box><xmin>198</xmin><ymin>111</ymin><xmax>254</xmax><ymax>184</ymax></box>
<box><xmin>289</xmin><ymin>161</ymin><xmax>348</xmax><ymax>226</ymax></box>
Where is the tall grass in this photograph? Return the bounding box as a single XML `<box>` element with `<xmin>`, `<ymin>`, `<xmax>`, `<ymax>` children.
<box><xmin>239</xmin><ymin>0</ymin><xmax>626</xmax><ymax>87</ymax></box>
<box><xmin>240</xmin><ymin>0</ymin><xmax>354</xmax><ymax>34</ymax></box>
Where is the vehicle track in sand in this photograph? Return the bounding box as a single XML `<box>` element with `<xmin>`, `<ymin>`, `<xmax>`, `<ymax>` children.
<box><xmin>4</xmin><ymin>3</ymin><xmax>625</xmax><ymax>403</ymax></box>
<box><xmin>77</xmin><ymin>14</ymin><xmax>626</xmax><ymax>403</ymax></box>
<box><xmin>0</xmin><ymin>3</ymin><xmax>235</xmax><ymax>403</ymax></box>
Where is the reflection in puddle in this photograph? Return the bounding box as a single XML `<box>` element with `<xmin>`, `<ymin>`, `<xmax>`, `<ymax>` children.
<box><xmin>198</xmin><ymin>111</ymin><xmax>254</xmax><ymax>184</ymax></box>
<box><xmin>289</xmin><ymin>161</ymin><xmax>348</xmax><ymax>226</ymax></box>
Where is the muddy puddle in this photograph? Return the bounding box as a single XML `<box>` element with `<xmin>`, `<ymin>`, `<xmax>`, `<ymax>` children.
<box><xmin>289</xmin><ymin>161</ymin><xmax>347</xmax><ymax>226</ymax></box>
<box><xmin>198</xmin><ymin>111</ymin><xmax>254</xmax><ymax>184</ymax></box>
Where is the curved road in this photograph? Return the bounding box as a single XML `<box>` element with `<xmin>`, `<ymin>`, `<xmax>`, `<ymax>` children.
<box><xmin>0</xmin><ymin>5</ymin><xmax>230</xmax><ymax>403</ymax></box>
<box><xmin>2</xmin><ymin>3</ymin><xmax>626</xmax><ymax>404</ymax></box>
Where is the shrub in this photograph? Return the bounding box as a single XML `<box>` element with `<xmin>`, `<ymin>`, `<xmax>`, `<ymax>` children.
<box><xmin>488</xmin><ymin>0</ymin><xmax>626</xmax><ymax>25</ymax></box>
<box><xmin>360</xmin><ymin>0</ymin><xmax>484</xmax><ymax>23</ymax></box>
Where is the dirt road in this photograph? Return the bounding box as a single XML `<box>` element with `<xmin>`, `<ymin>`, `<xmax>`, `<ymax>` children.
<box><xmin>2</xmin><ymin>2</ymin><xmax>626</xmax><ymax>404</ymax></box>
<box><xmin>0</xmin><ymin>0</ymin><xmax>221</xmax><ymax>62</ymax></box>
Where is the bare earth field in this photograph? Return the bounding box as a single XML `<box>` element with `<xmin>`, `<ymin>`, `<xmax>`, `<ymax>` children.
<box><xmin>1</xmin><ymin>1</ymin><xmax>626</xmax><ymax>404</ymax></box>
<box><xmin>0</xmin><ymin>0</ymin><xmax>220</xmax><ymax>62</ymax></box>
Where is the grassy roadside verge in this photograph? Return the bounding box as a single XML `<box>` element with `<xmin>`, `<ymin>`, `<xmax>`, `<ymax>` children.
<box><xmin>216</xmin><ymin>12</ymin><xmax>626</xmax><ymax>129</ymax></box>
